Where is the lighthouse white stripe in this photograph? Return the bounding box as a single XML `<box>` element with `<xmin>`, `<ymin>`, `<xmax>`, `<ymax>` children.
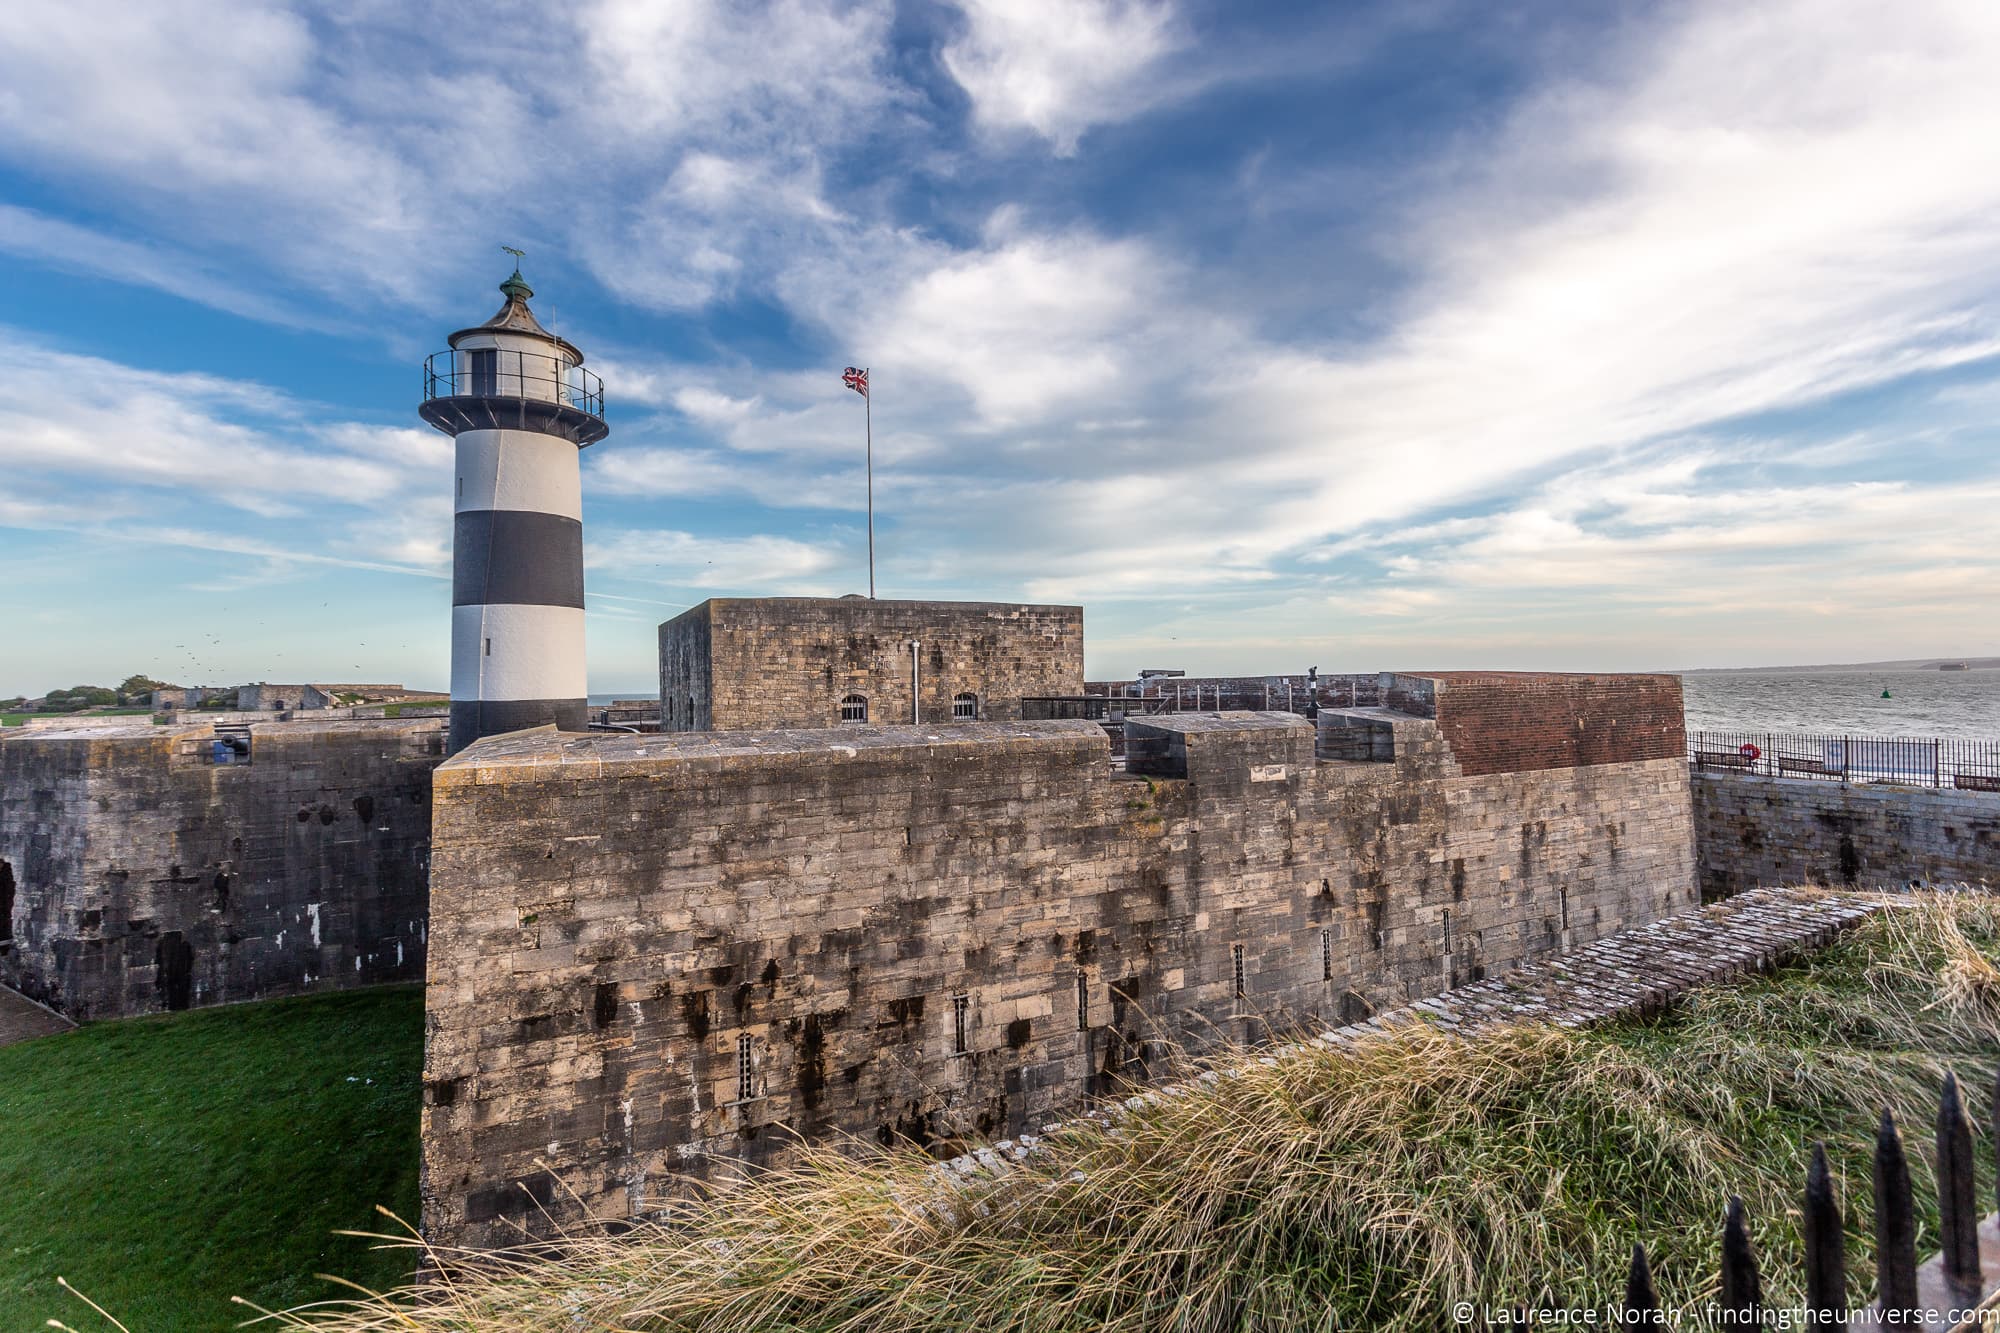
<box><xmin>454</xmin><ymin>429</ymin><xmax>583</xmax><ymax>519</ymax></box>
<box><xmin>451</xmin><ymin>603</ymin><xmax>587</xmax><ymax>701</ymax></box>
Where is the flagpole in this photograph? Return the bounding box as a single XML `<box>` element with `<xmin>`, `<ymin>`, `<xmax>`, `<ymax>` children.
<box><xmin>865</xmin><ymin>368</ymin><xmax>875</xmax><ymax>599</ymax></box>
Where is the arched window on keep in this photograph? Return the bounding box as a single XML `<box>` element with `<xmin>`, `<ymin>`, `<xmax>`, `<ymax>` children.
<box><xmin>952</xmin><ymin>692</ymin><xmax>978</xmax><ymax>720</ymax></box>
<box><xmin>840</xmin><ymin>694</ymin><xmax>869</xmax><ymax>724</ymax></box>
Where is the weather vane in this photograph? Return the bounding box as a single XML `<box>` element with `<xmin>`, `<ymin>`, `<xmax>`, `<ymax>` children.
<box><xmin>502</xmin><ymin>245</ymin><xmax>525</xmax><ymax>270</ymax></box>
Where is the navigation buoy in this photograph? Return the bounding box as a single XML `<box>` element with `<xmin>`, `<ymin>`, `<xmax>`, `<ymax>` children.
<box><xmin>1881</xmin><ymin>688</ymin><xmax>1892</xmax><ymax>699</ymax></box>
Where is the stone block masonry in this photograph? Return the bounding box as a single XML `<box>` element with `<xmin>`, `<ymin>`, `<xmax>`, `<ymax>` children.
<box><xmin>936</xmin><ymin>887</ymin><xmax>1884</xmax><ymax>1189</ymax></box>
<box><xmin>658</xmin><ymin>598</ymin><xmax>1084</xmax><ymax>731</ymax></box>
<box><xmin>0</xmin><ymin>717</ymin><xmax>441</xmax><ymax>1019</ymax></box>
<box><xmin>422</xmin><ymin>682</ymin><xmax>1698</xmax><ymax>1248</ymax></box>
<box><xmin>1693</xmin><ymin>772</ymin><xmax>2000</xmax><ymax>899</ymax></box>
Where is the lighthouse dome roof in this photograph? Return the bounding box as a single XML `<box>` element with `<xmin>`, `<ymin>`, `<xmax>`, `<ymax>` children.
<box><xmin>447</xmin><ymin>269</ymin><xmax>584</xmax><ymax>365</ymax></box>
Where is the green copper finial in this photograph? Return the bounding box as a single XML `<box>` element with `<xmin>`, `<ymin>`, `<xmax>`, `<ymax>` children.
<box><xmin>499</xmin><ymin>246</ymin><xmax>531</xmax><ymax>301</ymax></box>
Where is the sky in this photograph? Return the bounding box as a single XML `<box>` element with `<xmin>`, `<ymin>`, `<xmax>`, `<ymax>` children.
<box><xmin>1</xmin><ymin>0</ymin><xmax>1997</xmax><ymax>697</ymax></box>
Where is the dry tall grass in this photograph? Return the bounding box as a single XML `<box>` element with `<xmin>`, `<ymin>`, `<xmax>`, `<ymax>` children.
<box><xmin>259</xmin><ymin>893</ymin><xmax>2000</xmax><ymax>1332</ymax></box>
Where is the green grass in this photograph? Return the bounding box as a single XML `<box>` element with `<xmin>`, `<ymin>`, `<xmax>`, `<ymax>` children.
<box><xmin>0</xmin><ymin>713</ymin><xmax>24</xmax><ymax>726</ymax></box>
<box><xmin>275</xmin><ymin>895</ymin><xmax>2000</xmax><ymax>1332</ymax></box>
<box><xmin>0</xmin><ymin>986</ymin><xmax>423</xmax><ymax>1332</ymax></box>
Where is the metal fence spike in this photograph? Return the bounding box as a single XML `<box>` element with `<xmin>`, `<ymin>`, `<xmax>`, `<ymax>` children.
<box><xmin>1624</xmin><ymin>1242</ymin><xmax>1661</xmax><ymax>1319</ymax></box>
<box><xmin>1937</xmin><ymin>1071</ymin><xmax>1981</xmax><ymax>1295</ymax></box>
<box><xmin>1721</xmin><ymin>1194</ymin><xmax>1762</xmax><ymax>1312</ymax></box>
<box><xmin>1875</xmin><ymin>1108</ymin><xmax>1919</xmax><ymax>1317</ymax></box>
<box><xmin>1803</xmin><ymin>1141</ymin><xmax>1846</xmax><ymax>1327</ymax></box>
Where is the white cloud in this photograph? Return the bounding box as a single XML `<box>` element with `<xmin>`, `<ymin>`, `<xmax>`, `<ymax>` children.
<box><xmin>587</xmin><ymin>528</ymin><xmax>847</xmax><ymax>591</ymax></box>
<box><xmin>0</xmin><ymin>0</ymin><xmax>905</xmax><ymax>313</ymax></box>
<box><xmin>589</xmin><ymin>446</ymin><xmax>856</xmax><ymax>509</ymax></box>
<box><xmin>868</xmin><ymin>225</ymin><xmax>1182</xmax><ymax>426</ymax></box>
<box><xmin>942</xmin><ymin>0</ymin><xmax>1185</xmax><ymax>154</ymax></box>
<box><xmin>958</xmin><ymin>0</ymin><xmax>2000</xmax><ymax>601</ymax></box>
<box><xmin>578</xmin><ymin>0</ymin><xmax>899</xmax><ymax>143</ymax></box>
<box><xmin>0</xmin><ymin>206</ymin><xmax>325</xmax><ymax>329</ymax></box>
<box><xmin>0</xmin><ymin>332</ymin><xmax>445</xmax><ymax>511</ymax></box>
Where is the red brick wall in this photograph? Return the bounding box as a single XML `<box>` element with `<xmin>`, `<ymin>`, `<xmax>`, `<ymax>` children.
<box><xmin>1408</xmin><ymin>672</ymin><xmax>1685</xmax><ymax>776</ymax></box>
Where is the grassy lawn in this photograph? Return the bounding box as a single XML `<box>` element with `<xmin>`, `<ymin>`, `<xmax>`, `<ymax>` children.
<box><xmin>0</xmin><ymin>714</ymin><xmax>24</xmax><ymax>727</ymax></box>
<box><xmin>286</xmin><ymin>895</ymin><xmax>2000</xmax><ymax>1331</ymax></box>
<box><xmin>0</xmin><ymin>986</ymin><xmax>423</xmax><ymax>1332</ymax></box>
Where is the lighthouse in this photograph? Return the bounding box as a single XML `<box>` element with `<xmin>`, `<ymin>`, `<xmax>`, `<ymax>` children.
<box><xmin>419</xmin><ymin>266</ymin><xmax>608</xmax><ymax>752</ymax></box>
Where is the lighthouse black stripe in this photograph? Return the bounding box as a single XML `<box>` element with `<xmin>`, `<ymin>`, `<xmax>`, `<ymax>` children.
<box><xmin>449</xmin><ymin>698</ymin><xmax>588</xmax><ymax>752</ymax></box>
<box><xmin>452</xmin><ymin>510</ymin><xmax>585</xmax><ymax>608</ymax></box>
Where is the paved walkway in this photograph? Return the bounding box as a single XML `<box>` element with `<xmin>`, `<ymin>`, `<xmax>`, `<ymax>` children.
<box><xmin>0</xmin><ymin>984</ymin><xmax>75</xmax><ymax>1047</ymax></box>
<box><xmin>935</xmin><ymin>887</ymin><xmax>1888</xmax><ymax>1186</ymax></box>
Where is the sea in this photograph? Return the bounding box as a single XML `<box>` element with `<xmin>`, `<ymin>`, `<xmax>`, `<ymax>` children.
<box><xmin>1680</xmin><ymin>669</ymin><xmax>2000</xmax><ymax>741</ymax></box>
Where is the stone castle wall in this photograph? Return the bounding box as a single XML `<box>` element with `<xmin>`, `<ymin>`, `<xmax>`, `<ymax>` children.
<box><xmin>659</xmin><ymin>598</ymin><xmax>1084</xmax><ymax>731</ymax></box>
<box><xmin>0</xmin><ymin>718</ymin><xmax>441</xmax><ymax>1019</ymax></box>
<box><xmin>1691</xmin><ymin>771</ymin><xmax>2000</xmax><ymax>898</ymax></box>
<box><xmin>421</xmin><ymin>687</ymin><xmax>1697</xmax><ymax>1248</ymax></box>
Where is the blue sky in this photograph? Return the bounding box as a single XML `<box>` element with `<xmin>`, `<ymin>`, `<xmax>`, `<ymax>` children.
<box><xmin>2</xmin><ymin>0</ymin><xmax>1997</xmax><ymax>696</ymax></box>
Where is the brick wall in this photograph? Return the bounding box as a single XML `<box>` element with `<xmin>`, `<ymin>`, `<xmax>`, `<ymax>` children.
<box><xmin>421</xmin><ymin>708</ymin><xmax>1696</xmax><ymax>1247</ymax></box>
<box><xmin>659</xmin><ymin>598</ymin><xmax>1084</xmax><ymax>731</ymax></box>
<box><xmin>0</xmin><ymin>718</ymin><xmax>441</xmax><ymax>1019</ymax></box>
<box><xmin>1405</xmin><ymin>672</ymin><xmax>1686</xmax><ymax>776</ymax></box>
<box><xmin>1692</xmin><ymin>771</ymin><xmax>2000</xmax><ymax>899</ymax></box>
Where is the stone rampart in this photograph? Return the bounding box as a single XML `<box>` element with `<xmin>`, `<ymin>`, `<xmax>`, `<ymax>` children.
<box><xmin>421</xmin><ymin>701</ymin><xmax>1697</xmax><ymax>1247</ymax></box>
<box><xmin>0</xmin><ymin>718</ymin><xmax>441</xmax><ymax>1019</ymax></box>
<box><xmin>1692</xmin><ymin>771</ymin><xmax>2000</xmax><ymax>898</ymax></box>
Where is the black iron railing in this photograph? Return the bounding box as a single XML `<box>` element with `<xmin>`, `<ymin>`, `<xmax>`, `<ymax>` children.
<box><xmin>1689</xmin><ymin>730</ymin><xmax>2000</xmax><ymax>791</ymax></box>
<box><xmin>1620</xmin><ymin>1071</ymin><xmax>2000</xmax><ymax>1325</ymax></box>
<box><xmin>422</xmin><ymin>349</ymin><xmax>603</xmax><ymax>418</ymax></box>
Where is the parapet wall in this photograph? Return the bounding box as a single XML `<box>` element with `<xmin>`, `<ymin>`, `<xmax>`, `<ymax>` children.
<box><xmin>1399</xmin><ymin>671</ymin><xmax>1687</xmax><ymax>776</ymax></box>
<box><xmin>422</xmin><ymin>699</ymin><xmax>1698</xmax><ymax>1247</ymax></box>
<box><xmin>0</xmin><ymin>718</ymin><xmax>441</xmax><ymax>1019</ymax></box>
<box><xmin>1692</xmin><ymin>772</ymin><xmax>2000</xmax><ymax>898</ymax></box>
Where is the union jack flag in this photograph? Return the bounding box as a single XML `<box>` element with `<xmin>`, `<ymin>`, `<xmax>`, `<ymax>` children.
<box><xmin>842</xmin><ymin>366</ymin><xmax>869</xmax><ymax>397</ymax></box>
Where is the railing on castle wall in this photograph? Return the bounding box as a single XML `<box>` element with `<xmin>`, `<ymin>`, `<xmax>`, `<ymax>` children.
<box><xmin>1619</xmin><ymin>1070</ymin><xmax>2000</xmax><ymax>1327</ymax></box>
<box><xmin>1072</xmin><ymin>674</ymin><xmax>1383</xmax><ymax>716</ymax></box>
<box><xmin>1689</xmin><ymin>730</ymin><xmax>2000</xmax><ymax>792</ymax></box>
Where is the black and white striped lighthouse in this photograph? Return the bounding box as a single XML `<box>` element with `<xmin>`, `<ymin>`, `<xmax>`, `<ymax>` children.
<box><xmin>419</xmin><ymin>266</ymin><xmax>608</xmax><ymax>753</ymax></box>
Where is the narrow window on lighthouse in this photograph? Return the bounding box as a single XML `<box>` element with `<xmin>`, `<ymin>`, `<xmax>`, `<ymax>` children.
<box><xmin>484</xmin><ymin>638</ymin><xmax>491</xmax><ymax>657</ymax></box>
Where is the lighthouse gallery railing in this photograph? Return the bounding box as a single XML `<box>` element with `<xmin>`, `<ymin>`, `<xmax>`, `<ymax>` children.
<box><xmin>422</xmin><ymin>349</ymin><xmax>604</xmax><ymax>418</ymax></box>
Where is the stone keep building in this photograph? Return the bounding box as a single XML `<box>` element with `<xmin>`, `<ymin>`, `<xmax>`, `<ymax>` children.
<box><xmin>420</xmin><ymin>669</ymin><xmax>1696</xmax><ymax>1247</ymax></box>
<box><xmin>419</xmin><ymin>268</ymin><xmax>609</xmax><ymax>753</ymax></box>
<box><xmin>658</xmin><ymin>597</ymin><xmax>1084</xmax><ymax>731</ymax></box>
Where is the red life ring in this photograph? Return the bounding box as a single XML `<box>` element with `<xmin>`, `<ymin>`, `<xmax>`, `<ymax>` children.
<box><xmin>1739</xmin><ymin>742</ymin><xmax>1761</xmax><ymax>761</ymax></box>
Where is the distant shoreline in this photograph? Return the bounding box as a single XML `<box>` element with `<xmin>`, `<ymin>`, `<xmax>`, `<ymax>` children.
<box><xmin>1679</xmin><ymin>657</ymin><xmax>2000</xmax><ymax>675</ymax></box>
